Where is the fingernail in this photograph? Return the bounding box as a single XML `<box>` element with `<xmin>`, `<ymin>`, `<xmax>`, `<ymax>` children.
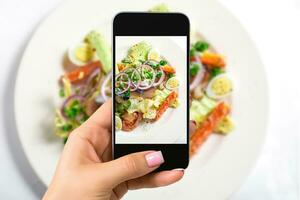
<box><xmin>173</xmin><ymin>168</ymin><xmax>184</xmax><ymax>171</ymax></box>
<box><xmin>145</xmin><ymin>151</ymin><xmax>164</xmax><ymax>167</ymax></box>
<box><xmin>173</xmin><ymin>168</ymin><xmax>185</xmax><ymax>173</ymax></box>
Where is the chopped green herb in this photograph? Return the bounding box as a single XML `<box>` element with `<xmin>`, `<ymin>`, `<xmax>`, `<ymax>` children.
<box><xmin>167</xmin><ymin>73</ymin><xmax>175</xmax><ymax>79</ymax></box>
<box><xmin>144</xmin><ymin>71</ymin><xmax>153</xmax><ymax>79</ymax></box>
<box><xmin>61</xmin><ymin>124</ymin><xmax>72</xmax><ymax>132</ymax></box>
<box><xmin>80</xmin><ymin>114</ymin><xmax>89</xmax><ymax>123</ymax></box>
<box><xmin>156</xmin><ymin>71</ymin><xmax>162</xmax><ymax>78</ymax></box>
<box><xmin>147</xmin><ymin>60</ymin><xmax>160</xmax><ymax>69</ymax></box>
<box><xmin>59</xmin><ymin>88</ymin><xmax>65</xmax><ymax>97</ymax></box>
<box><xmin>125</xmin><ymin>70</ymin><xmax>133</xmax><ymax>78</ymax></box>
<box><xmin>124</xmin><ymin>100</ymin><xmax>131</xmax><ymax>109</ymax></box>
<box><xmin>64</xmin><ymin>100</ymin><xmax>84</xmax><ymax>119</ymax></box>
<box><xmin>122</xmin><ymin>58</ymin><xmax>131</xmax><ymax>64</ymax></box>
<box><xmin>132</xmin><ymin>74</ymin><xmax>139</xmax><ymax>82</ymax></box>
<box><xmin>120</xmin><ymin>89</ymin><xmax>131</xmax><ymax>100</ymax></box>
<box><xmin>190</xmin><ymin>63</ymin><xmax>200</xmax><ymax>76</ymax></box>
<box><xmin>120</xmin><ymin>82</ymin><xmax>125</xmax><ymax>89</ymax></box>
<box><xmin>138</xmin><ymin>59</ymin><xmax>145</xmax><ymax>64</ymax></box>
<box><xmin>159</xmin><ymin>60</ymin><xmax>168</xmax><ymax>66</ymax></box>
<box><xmin>116</xmin><ymin>100</ymin><xmax>131</xmax><ymax>114</ymax></box>
<box><xmin>64</xmin><ymin>107</ymin><xmax>76</xmax><ymax>119</ymax></box>
<box><xmin>210</xmin><ymin>67</ymin><xmax>224</xmax><ymax>78</ymax></box>
<box><xmin>189</xmin><ymin>48</ymin><xmax>197</xmax><ymax>57</ymax></box>
<box><xmin>194</xmin><ymin>41</ymin><xmax>209</xmax><ymax>52</ymax></box>
<box><xmin>115</xmin><ymin>88</ymin><xmax>121</xmax><ymax>94</ymax></box>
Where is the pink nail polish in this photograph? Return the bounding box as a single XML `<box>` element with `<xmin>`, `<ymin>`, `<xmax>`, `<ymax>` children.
<box><xmin>173</xmin><ymin>168</ymin><xmax>185</xmax><ymax>171</ymax></box>
<box><xmin>145</xmin><ymin>151</ymin><xmax>164</xmax><ymax>167</ymax></box>
<box><xmin>173</xmin><ymin>168</ymin><xmax>185</xmax><ymax>174</ymax></box>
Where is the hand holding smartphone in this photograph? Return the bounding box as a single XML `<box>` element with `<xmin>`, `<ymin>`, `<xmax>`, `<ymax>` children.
<box><xmin>113</xmin><ymin>13</ymin><xmax>190</xmax><ymax>170</ymax></box>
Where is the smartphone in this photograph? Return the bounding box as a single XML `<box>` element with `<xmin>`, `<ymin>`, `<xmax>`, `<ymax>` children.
<box><xmin>113</xmin><ymin>12</ymin><xmax>190</xmax><ymax>170</ymax></box>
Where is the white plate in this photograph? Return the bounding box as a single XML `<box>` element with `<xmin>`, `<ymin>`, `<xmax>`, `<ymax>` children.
<box><xmin>14</xmin><ymin>0</ymin><xmax>269</xmax><ymax>199</ymax></box>
<box><xmin>115</xmin><ymin>36</ymin><xmax>187</xmax><ymax>144</ymax></box>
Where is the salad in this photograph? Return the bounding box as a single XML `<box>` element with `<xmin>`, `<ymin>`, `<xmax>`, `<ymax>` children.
<box><xmin>115</xmin><ymin>42</ymin><xmax>180</xmax><ymax>131</ymax></box>
<box><xmin>189</xmin><ymin>40</ymin><xmax>234</xmax><ymax>156</ymax></box>
<box><xmin>55</xmin><ymin>31</ymin><xmax>112</xmax><ymax>141</ymax></box>
<box><xmin>54</xmin><ymin>4</ymin><xmax>234</xmax><ymax>156</ymax></box>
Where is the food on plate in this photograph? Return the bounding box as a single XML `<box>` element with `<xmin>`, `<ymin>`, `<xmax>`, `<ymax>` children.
<box><xmin>54</xmin><ymin>4</ymin><xmax>234</xmax><ymax>157</ymax></box>
<box><xmin>55</xmin><ymin>31</ymin><xmax>112</xmax><ymax>141</ymax></box>
<box><xmin>190</xmin><ymin>102</ymin><xmax>230</xmax><ymax>156</ymax></box>
<box><xmin>189</xmin><ymin>38</ymin><xmax>234</xmax><ymax>155</ymax></box>
<box><xmin>206</xmin><ymin>74</ymin><xmax>233</xmax><ymax>100</ymax></box>
<box><xmin>149</xmin><ymin>3</ymin><xmax>169</xmax><ymax>12</ymax></box>
<box><xmin>115</xmin><ymin>42</ymin><xmax>180</xmax><ymax>131</ymax></box>
<box><xmin>86</xmin><ymin>31</ymin><xmax>112</xmax><ymax>74</ymax></box>
<box><xmin>68</xmin><ymin>42</ymin><xmax>94</xmax><ymax>66</ymax></box>
<box><xmin>214</xmin><ymin>116</ymin><xmax>234</xmax><ymax>135</ymax></box>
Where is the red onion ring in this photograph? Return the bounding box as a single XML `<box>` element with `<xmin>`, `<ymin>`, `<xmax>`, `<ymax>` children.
<box><xmin>98</xmin><ymin>72</ymin><xmax>112</xmax><ymax>102</ymax></box>
<box><xmin>115</xmin><ymin>72</ymin><xmax>130</xmax><ymax>95</ymax></box>
<box><xmin>130</xmin><ymin>68</ymin><xmax>141</xmax><ymax>91</ymax></box>
<box><xmin>190</xmin><ymin>62</ymin><xmax>205</xmax><ymax>91</ymax></box>
<box><xmin>81</xmin><ymin>68</ymin><xmax>100</xmax><ymax>96</ymax></box>
<box><xmin>137</xmin><ymin>64</ymin><xmax>156</xmax><ymax>90</ymax></box>
<box><xmin>86</xmin><ymin>68</ymin><xmax>100</xmax><ymax>86</ymax></box>
<box><xmin>153</xmin><ymin>67</ymin><xmax>165</xmax><ymax>87</ymax></box>
<box><xmin>123</xmin><ymin>67</ymin><xmax>141</xmax><ymax>91</ymax></box>
<box><xmin>130</xmin><ymin>81</ymin><xmax>139</xmax><ymax>91</ymax></box>
<box><xmin>60</xmin><ymin>94</ymin><xmax>85</xmax><ymax>119</ymax></box>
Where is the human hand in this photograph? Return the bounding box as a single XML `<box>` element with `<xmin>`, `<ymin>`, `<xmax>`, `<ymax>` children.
<box><xmin>43</xmin><ymin>100</ymin><xmax>184</xmax><ymax>200</ymax></box>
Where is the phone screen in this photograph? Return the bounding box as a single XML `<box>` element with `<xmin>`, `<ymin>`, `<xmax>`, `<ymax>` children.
<box><xmin>114</xmin><ymin>36</ymin><xmax>188</xmax><ymax>144</ymax></box>
<box><xmin>113</xmin><ymin>13</ymin><xmax>189</xmax><ymax>169</ymax></box>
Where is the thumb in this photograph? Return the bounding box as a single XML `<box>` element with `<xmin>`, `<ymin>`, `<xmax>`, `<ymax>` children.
<box><xmin>97</xmin><ymin>151</ymin><xmax>164</xmax><ymax>188</ymax></box>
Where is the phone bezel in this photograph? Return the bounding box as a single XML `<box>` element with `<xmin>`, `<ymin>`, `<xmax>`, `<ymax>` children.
<box><xmin>112</xmin><ymin>12</ymin><xmax>190</xmax><ymax>170</ymax></box>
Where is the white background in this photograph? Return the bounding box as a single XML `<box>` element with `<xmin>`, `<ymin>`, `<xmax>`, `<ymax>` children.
<box><xmin>0</xmin><ymin>0</ymin><xmax>299</xmax><ymax>199</ymax></box>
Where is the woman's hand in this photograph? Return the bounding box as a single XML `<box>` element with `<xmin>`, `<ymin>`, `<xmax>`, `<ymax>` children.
<box><xmin>43</xmin><ymin>100</ymin><xmax>184</xmax><ymax>200</ymax></box>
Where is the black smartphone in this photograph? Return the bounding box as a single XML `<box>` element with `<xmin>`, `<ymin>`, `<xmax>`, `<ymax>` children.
<box><xmin>113</xmin><ymin>12</ymin><xmax>190</xmax><ymax>170</ymax></box>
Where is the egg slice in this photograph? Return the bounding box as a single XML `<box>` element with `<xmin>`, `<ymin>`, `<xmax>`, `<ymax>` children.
<box><xmin>147</xmin><ymin>49</ymin><xmax>160</xmax><ymax>61</ymax></box>
<box><xmin>68</xmin><ymin>42</ymin><xmax>94</xmax><ymax>66</ymax></box>
<box><xmin>115</xmin><ymin>116</ymin><xmax>122</xmax><ymax>130</ymax></box>
<box><xmin>166</xmin><ymin>77</ymin><xmax>180</xmax><ymax>91</ymax></box>
<box><xmin>206</xmin><ymin>73</ymin><xmax>232</xmax><ymax>99</ymax></box>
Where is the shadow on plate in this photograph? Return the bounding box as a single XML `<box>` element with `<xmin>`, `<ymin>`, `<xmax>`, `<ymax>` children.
<box><xmin>2</xmin><ymin>30</ymin><xmax>47</xmax><ymax>199</ymax></box>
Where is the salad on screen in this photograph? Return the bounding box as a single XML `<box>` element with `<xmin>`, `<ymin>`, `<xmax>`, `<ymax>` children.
<box><xmin>54</xmin><ymin>4</ymin><xmax>234</xmax><ymax>156</ymax></box>
<box><xmin>115</xmin><ymin>42</ymin><xmax>180</xmax><ymax>131</ymax></box>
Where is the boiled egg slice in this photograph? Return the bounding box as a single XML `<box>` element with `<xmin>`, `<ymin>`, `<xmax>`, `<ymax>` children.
<box><xmin>115</xmin><ymin>115</ymin><xmax>122</xmax><ymax>130</ymax></box>
<box><xmin>206</xmin><ymin>73</ymin><xmax>232</xmax><ymax>99</ymax></box>
<box><xmin>166</xmin><ymin>77</ymin><xmax>180</xmax><ymax>91</ymax></box>
<box><xmin>147</xmin><ymin>49</ymin><xmax>160</xmax><ymax>61</ymax></box>
<box><xmin>68</xmin><ymin>42</ymin><xmax>94</xmax><ymax>66</ymax></box>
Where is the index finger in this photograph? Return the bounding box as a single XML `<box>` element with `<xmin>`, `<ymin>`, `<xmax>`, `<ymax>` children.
<box><xmin>75</xmin><ymin>99</ymin><xmax>112</xmax><ymax>158</ymax></box>
<box><xmin>86</xmin><ymin>99</ymin><xmax>112</xmax><ymax>131</ymax></box>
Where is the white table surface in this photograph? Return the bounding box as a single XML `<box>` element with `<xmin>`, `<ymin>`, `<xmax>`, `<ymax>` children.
<box><xmin>0</xmin><ymin>0</ymin><xmax>299</xmax><ymax>199</ymax></box>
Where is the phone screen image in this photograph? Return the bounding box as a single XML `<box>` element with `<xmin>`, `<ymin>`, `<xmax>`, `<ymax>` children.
<box><xmin>114</xmin><ymin>36</ymin><xmax>188</xmax><ymax>144</ymax></box>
